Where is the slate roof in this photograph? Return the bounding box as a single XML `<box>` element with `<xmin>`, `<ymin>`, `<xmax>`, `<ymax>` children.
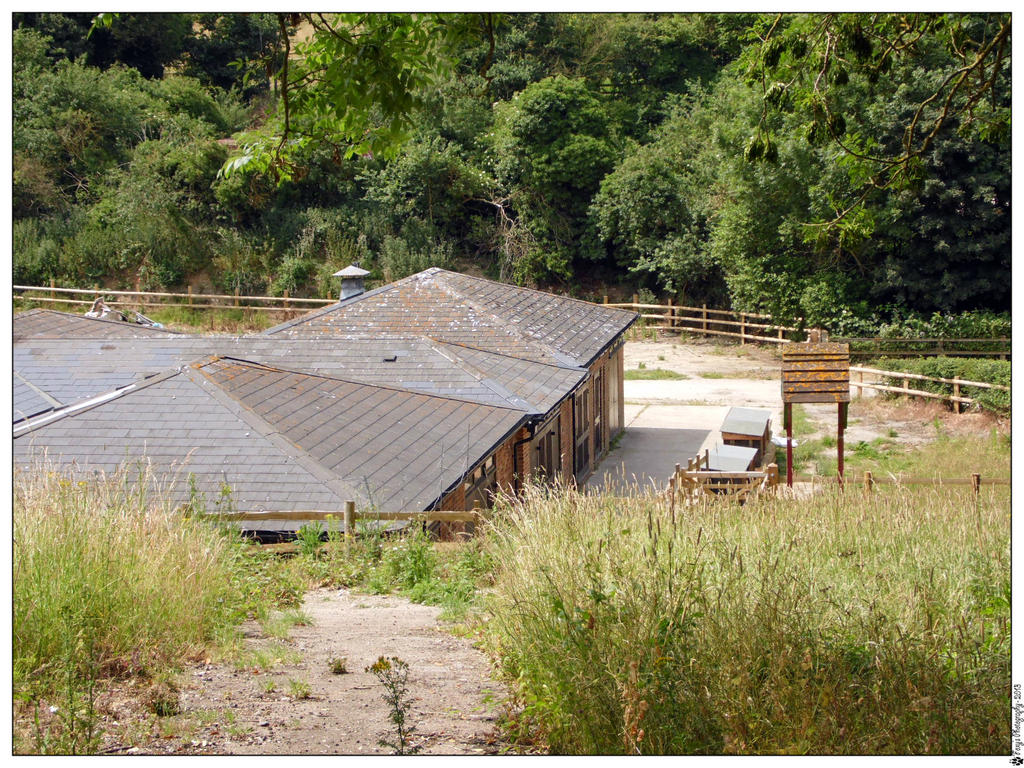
<box><xmin>13</xmin><ymin>369</ymin><xmax>356</xmax><ymax>526</ymax></box>
<box><xmin>14</xmin><ymin>358</ymin><xmax>529</xmax><ymax>523</ymax></box>
<box><xmin>13</xmin><ymin>336</ymin><xmax>584</xmax><ymax>422</ymax></box>
<box><xmin>13</xmin><ymin>308</ymin><xmax>183</xmax><ymax>340</ymax></box>
<box><xmin>264</xmin><ymin>268</ymin><xmax>637</xmax><ymax>367</ymax></box>
<box><xmin>196</xmin><ymin>357</ymin><xmax>528</xmax><ymax>511</ymax></box>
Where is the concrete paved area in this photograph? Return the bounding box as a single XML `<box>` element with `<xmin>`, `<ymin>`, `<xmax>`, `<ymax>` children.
<box><xmin>587</xmin><ymin>403</ymin><xmax>726</xmax><ymax>493</ymax></box>
<box><xmin>587</xmin><ymin>376</ymin><xmax>783</xmax><ymax>494</ymax></box>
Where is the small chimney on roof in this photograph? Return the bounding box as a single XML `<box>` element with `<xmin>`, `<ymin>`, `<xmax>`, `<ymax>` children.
<box><xmin>334</xmin><ymin>264</ymin><xmax>370</xmax><ymax>300</ymax></box>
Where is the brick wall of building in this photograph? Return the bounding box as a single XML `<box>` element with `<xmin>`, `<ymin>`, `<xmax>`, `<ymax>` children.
<box><xmin>440</xmin><ymin>483</ymin><xmax>465</xmax><ymax>511</ymax></box>
<box><xmin>559</xmin><ymin>397</ymin><xmax>574</xmax><ymax>483</ymax></box>
<box><xmin>496</xmin><ymin>439</ymin><xmax>514</xmax><ymax>492</ymax></box>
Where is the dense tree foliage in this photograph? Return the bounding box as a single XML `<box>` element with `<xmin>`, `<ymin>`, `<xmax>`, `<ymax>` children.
<box><xmin>12</xmin><ymin>12</ymin><xmax>1011</xmax><ymax>330</ymax></box>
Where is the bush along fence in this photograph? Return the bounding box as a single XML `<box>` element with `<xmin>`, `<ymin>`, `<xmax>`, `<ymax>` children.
<box><xmin>850</xmin><ymin>364</ymin><xmax>1011</xmax><ymax>416</ymax></box>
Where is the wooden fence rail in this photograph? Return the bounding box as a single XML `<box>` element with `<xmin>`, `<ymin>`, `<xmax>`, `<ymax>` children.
<box><xmin>850</xmin><ymin>365</ymin><xmax>1009</xmax><ymax>413</ymax></box>
<box><xmin>834</xmin><ymin>336</ymin><xmax>1011</xmax><ymax>359</ymax></box>
<box><xmin>793</xmin><ymin>473</ymin><xmax>1010</xmax><ymax>493</ymax></box>
<box><xmin>606</xmin><ymin>299</ymin><xmax>801</xmax><ymax>345</ymax></box>
<box><xmin>15</xmin><ymin>285</ymin><xmax>1010</xmax><ymax>358</ymax></box>
<box><xmin>14</xmin><ymin>283</ymin><xmax>337</xmax><ymax>315</ymax></box>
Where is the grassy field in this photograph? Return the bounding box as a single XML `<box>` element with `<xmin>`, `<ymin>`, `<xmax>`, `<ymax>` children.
<box><xmin>482</xmin><ymin>476</ymin><xmax>1010</xmax><ymax>754</ymax></box>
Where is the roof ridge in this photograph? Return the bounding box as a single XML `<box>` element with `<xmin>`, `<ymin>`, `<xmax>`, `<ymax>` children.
<box><xmin>56</xmin><ymin>308</ymin><xmax>187</xmax><ymax>335</ymax></box>
<box><xmin>183</xmin><ymin>364</ymin><xmax>363</xmax><ymax>506</ymax></box>
<box><xmin>13</xmin><ymin>370</ymin><xmax>64</xmax><ymax>410</ymax></box>
<box><xmin>430</xmin><ymin>271</ymin><xmax>575</xmax><ymax>365</ymax></box>
<box><xmin>429</xmin><ymin>337</ymin><xmax>582</xmax><ymax>371</ymax></box>
<box><xmin>423</xmin><ymin>338</ymin><xmax>539</xmax><ymax>413</ymax></box>
<box><xmin>199</xmin><ymin>356</ymin><xmax>533</xmax><ymax>413</ymax></box>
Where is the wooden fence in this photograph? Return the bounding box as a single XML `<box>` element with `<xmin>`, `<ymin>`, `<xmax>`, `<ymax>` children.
<box><xmin>14</xmin><ymin>282</ymin><xmax>336</xmax><ymax>316</ymax></box>
<box><xmin>14</xmin><ymin>284</ymin><xmax>1010</xmax><ymax>358</ymax></box>
<box><xmin>213</xmin><ymin>504</ymin><xmax>487</xmax><ymax>554</ymax></box>
<box><xmin>850</xmin><ymin>365</ymin><xmax>1009</xmax><ymax>413</ymax></box>
<box><xmin>607</xmin><ymin>296</ymin><xmax>800</xmax><ymax>344</ymax></box>
<box><xmin>793</xmin><ymin>472</ymin><xmax>1010</xmax><ymax>493</ymax></box>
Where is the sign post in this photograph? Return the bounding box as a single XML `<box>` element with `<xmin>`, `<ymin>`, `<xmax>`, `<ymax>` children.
<box><xmin>781</xmin><ymin>338</ymin><xmax>851</xmax><ymax>487</ymax></box>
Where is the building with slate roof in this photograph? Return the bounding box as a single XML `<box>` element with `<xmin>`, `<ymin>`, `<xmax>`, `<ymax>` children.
<box><xmin>264</xmin><ymin>267</ymin><xmax>637</xmax><ymax>482</ymax></box>
<box><xmin>13</xmin><ymin>270</ymin><xmax>637</xmax><ymax>528</ymax></box>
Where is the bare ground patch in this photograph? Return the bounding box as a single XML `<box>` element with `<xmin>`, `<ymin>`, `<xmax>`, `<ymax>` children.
<box><xmin>66</xmin><ymin>590</ymin><xmax>507</xmax><ymax>756</ymax></box>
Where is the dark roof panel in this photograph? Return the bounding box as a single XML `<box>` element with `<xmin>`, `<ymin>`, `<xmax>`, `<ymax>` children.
<box><xmin>196</xmin><ymin>358</ymin><xmax>528</xmax><ymax>511</ymax></box>
<box><xmin>13</xmin><ymin>373</ymin><xmax>355</xmax><ymax>518</ymax></box>
<box><xmin>263</xmin><ymin>268</ymin><xmax>636</xmax><ymax>367</ymax></box>
<box><xmin>13</xmin><ymin>308</ymin><xmax>184</xmax><ymax>340</ymax></box>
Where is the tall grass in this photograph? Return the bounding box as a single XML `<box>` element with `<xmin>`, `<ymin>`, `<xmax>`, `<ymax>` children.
<box><xmin>484</xmin><ymin>481</ymin><xmax>1010</xmax><ymax>754</ymax></box>
<box><xmin>13</xmin><ymin>464</ymin><xmax>247</xmax><ymax>751</ymax></box>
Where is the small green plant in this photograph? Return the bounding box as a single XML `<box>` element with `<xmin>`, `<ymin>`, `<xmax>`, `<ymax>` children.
<box><xmin>638</xmin><ymin>361</ymin><xmax>647</xmax><ymax>369</ymax></box>
<box><xmin>260</xmin><ymin>678</ymin><xmax>277</xmax><ymax>694</ymax></box>
<box><xmin>329</xmin><ymin>656</ymin><xmax>349</xmax><ymax>675</ymax></box>
<box><xmin>145</xmin><ymin>680</ymin><xmax>180</xmax><ymax>717</ymax></box>
<box><xmin>287</xmin><ymin>679</ymin><xmax>312</xmax><ymax>700</ymax></box>
<box><xmin>262</xmin><ymin>608</ymin><xmax>313</xmax><ymax>640</ymax></box>
<box><xmin>296</xmin><ymin>522</ymin><xmax>324</xmax><ymax>557</ymax></box>
<box><xmin>699</xmin><ymin>371</ymin><xmax>725</xmax><ymax>379</ymax></box>
<box><xmin>366</xmin><ymin>656</ymin><xmax>420</xmax><ymax>755</ymax></box>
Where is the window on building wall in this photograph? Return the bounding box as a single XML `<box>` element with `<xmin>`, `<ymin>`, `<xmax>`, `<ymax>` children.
<box><xmin>574</xmin><ymin>386</ymin><xmax>591</xmax><ymax>476</ymax></box>
<box><xmin>609</xmin><ymin>347</ymin><xmax>622</xmax><ymax>434</ymax></box>
<box><xmin>463</xmin><ymin>456</ymin><xmax>497</xmax><ymax>509</ymax></box>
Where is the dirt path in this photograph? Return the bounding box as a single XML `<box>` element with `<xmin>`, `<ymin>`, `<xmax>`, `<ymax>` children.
<box><xmin>97</xmin><ymin>589</ymin><xmax>506</xmax><ymax>755</ymax></box>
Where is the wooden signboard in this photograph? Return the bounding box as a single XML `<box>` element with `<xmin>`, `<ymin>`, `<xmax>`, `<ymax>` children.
<box><xmin>781</xmin><ymin>342</ymin><xmax>851</xmax><ymax>403</ymax></box>
<box><xmin>781</xmin><ymin>340</ymin><xmax>851</xmax><ymax>487</ymax></box>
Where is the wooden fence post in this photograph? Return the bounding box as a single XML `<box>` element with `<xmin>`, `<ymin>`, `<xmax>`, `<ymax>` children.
<box><xmin>632</xmin><ymin>293</ymin><xmax>639</xmax><ymax>307</ymax></box>
<box><xmin>864</xmin><ymin>470</ymin><xmax>873</xmax><ymax>494</ymax></box>
<box><xmin>767</xmin><ymin>463</ymin><xmax>779</xmax><ymax>488</ymax></box>
<box><xmin>344</xmin><ymin>500</ymin><xmax>356</xmax><ymax>541</ymax></box>
<box><xmin>188</xmin><ymin>285</ymin><xmax>193</xmax><ymax>308</ymax></box>
<box><xmin>283</xmin><ymin>289</ymin><xmax>289</xmax><ymax>310</ymax></box>
<box><xmin>953</xmin><ymin>379</ymin><xmax>961</xmax><ymax>414</ymax></box>
<box><xmin>702</xmin><ymin>304</ymin><xmax>708</xmax><ymax>336</ymax></box>
<box><xmin>971</xmin><ymin>473</ymin><xmax>981</xmax><ymax>497</ymax></box>
<box><xmin>234</xmin><ymin>286</ymin><xmax>240</xmax><ymax>308</ymax></box>
<box><xmin>603</xmin><ymin>295</ymin><xmax>608</xmax><ymax>305</ymax></box>
<box><xmin>740</xmin><ymin>313</ymin><xmax>746</xmax><ymax>345</ymax></box>
<box><xmin>50</xmin><ymin>278</ymin><xmax>56</xmax><ymax>300</ymax></box>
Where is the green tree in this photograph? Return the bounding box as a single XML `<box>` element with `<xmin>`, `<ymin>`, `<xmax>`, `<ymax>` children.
<box><xmin>490</xmin><ymin>75</ymin><xmax>617</xmax><ymax>281</ymax></box>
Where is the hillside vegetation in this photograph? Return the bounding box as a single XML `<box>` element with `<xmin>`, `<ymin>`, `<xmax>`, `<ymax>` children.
<box><xmin>13</xmin><ymin>12</ymin><xmax>1010</xmax><ymax>334</ymax></box>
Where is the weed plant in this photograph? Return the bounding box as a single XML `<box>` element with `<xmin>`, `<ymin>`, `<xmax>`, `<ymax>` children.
<box><xmin>484</xmin><ymin>481</ymin><xmax>1010</xmax><ymax>754</ymax></box>
<box><xmin>367</xmin><ymin>656</ymin><xmax>421</xmax><ymax>754</ymax></box>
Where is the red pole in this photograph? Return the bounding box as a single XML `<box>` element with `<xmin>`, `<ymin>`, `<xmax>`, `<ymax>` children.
<box><xmin>785</xmin><ymin>403</ymin><xmax>793</xmax><ymax>487</ymax></box>
<box><xmin>837</xmin><ymin>401</ymin><xmax>848</xmax><ymax>489</ymax></box>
